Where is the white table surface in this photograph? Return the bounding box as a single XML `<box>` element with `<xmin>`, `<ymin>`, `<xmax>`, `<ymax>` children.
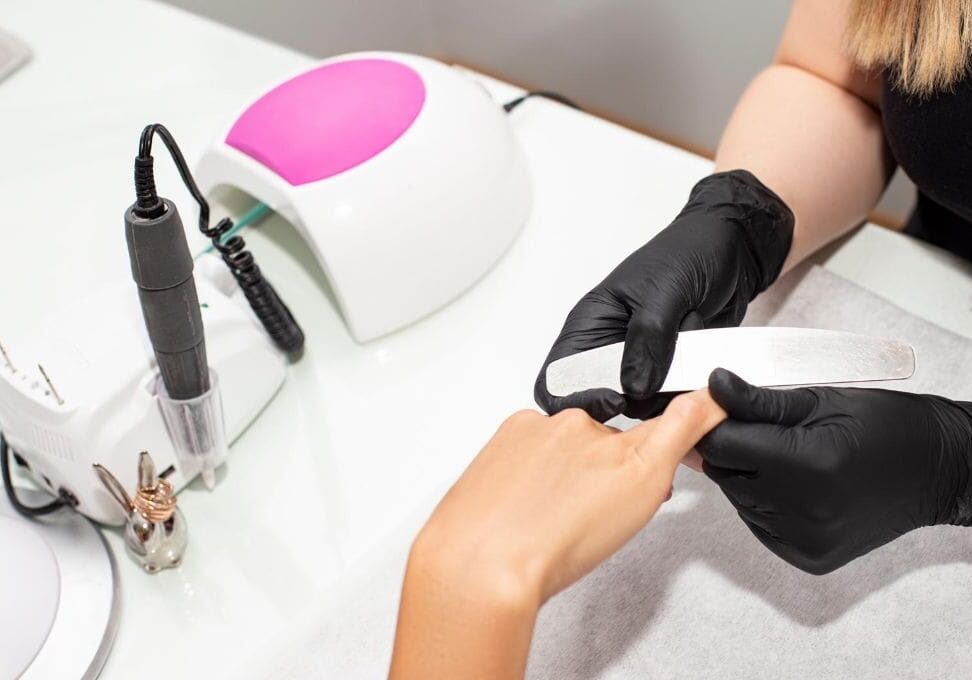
<box><xmin>3</xmin><ymin>1</ymin><xmax>972</xmax><ymax>678</ymax></box>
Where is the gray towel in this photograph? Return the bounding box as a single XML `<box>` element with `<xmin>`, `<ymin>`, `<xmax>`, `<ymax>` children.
<box><xmin>242</xmin><ymin>266</ymin><xmax>972</xmax><ymax>679</ymax></box>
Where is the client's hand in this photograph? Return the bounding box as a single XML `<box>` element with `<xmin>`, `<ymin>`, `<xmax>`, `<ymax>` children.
<box><xmin>389</xmin><ymin>391</ymin><xmax>725</xmax><ymax>680</ymax></box>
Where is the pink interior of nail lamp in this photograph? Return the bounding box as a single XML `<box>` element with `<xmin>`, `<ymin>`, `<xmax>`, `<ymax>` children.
<box><xmin>226</xmin><ymin>58</ymin><xmax>426</xmax><ymax>186</ymax></box>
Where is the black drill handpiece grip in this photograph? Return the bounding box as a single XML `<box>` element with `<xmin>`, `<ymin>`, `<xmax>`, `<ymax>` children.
<box><xmin>125</xmin><ymin>199</ymin><xmax>210</xmax><ymax>400</ymax></box>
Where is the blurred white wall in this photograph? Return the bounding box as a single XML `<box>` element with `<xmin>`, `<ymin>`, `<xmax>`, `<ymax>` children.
<box><xmin>162</xmin><ymin>0</ymin><xmax>914</xmax><ymax>223</ymax></box>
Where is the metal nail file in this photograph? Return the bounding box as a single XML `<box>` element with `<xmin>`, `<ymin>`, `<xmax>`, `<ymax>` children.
<box><xmin>545</xmin><ymin>327</ymin><xmax>916</xmax><ymax>397</ymax></box>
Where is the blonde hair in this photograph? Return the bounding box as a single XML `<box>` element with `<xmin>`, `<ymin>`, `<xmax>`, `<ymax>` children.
<box><xmin>847</xmin><ymin>0</ymin><xmax>972</xmax><ymax>96</ymax></box>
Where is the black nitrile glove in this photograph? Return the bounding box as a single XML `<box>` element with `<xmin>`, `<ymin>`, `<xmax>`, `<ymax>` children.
<box><xmin>534</xmin><ymin>170</ymin><xmax>794</xmax><ymax>421</ymax></box>
<box><xmin>698</xmin><ymin>369</ymin><xmax>972</xmax><ymax>575</ymax></box>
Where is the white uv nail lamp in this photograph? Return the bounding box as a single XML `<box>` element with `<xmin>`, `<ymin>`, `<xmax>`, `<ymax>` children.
<box><xmin>195</xmin><ymin>51</ymin><xmax>533</xmax><ymax>341</ymax></box>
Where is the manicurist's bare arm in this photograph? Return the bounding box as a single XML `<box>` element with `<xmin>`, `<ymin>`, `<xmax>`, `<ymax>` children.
<box><xmin>715</xmin><ymin>0</ymin><xmax>895</xmax><ymax>268</ymax></box>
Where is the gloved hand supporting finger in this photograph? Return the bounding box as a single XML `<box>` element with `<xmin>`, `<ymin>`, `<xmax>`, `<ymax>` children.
<box><xmin>708</xmin><ymin>368</ymin><xmax>817</xmax><ymax>425</ymax></box>
<box><xmin>697</xmin><ymin>419</ymin><xmax>793</xmax><ymax>472</ymax></box>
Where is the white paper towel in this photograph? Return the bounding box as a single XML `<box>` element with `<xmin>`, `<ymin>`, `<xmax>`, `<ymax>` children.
<box><xmin>242</xmin><ymin>266</ymin><xmax>972</xmax><ymax>679</ymax></box>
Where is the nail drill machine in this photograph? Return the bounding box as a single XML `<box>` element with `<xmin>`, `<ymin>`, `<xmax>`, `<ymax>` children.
<box><xmin>0</xmin><ymin>52</ymin><xmax>534</xmax><ymax>527</ymax></box>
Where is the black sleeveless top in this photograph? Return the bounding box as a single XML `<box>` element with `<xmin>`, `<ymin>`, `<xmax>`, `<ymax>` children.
<box><xmin>881</xmin><ymin>69</ymin><xmax>972</xmax><ymax>261</ymax></box>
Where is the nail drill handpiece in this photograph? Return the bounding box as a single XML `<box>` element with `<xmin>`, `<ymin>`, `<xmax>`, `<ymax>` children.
<box><xmin>124</xmin><ymin>199</ymin><xmax>209</xmax><ymax>401</ymax></box>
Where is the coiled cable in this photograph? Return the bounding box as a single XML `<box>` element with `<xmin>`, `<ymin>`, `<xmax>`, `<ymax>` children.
<box><xmin>133</xmin><ymin>124</ymin><xmax>304</xmax><ymax>355</ymax></box>
<box><xmin>208</xmin><ymin>216</ymin><xmax>305</xmax><ymax>353</ymax></box>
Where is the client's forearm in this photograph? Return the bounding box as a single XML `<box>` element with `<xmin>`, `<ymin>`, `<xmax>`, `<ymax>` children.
<box><xmin>389</xmin><ymin>534</ymin><xmax>539</xmax><ymax>680</ymax></box>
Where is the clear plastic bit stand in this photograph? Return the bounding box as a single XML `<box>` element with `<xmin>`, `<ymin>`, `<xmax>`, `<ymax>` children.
<box><xmin>155</xmin><ymin>369</ymin><xmax>228</xmax><ymax>489</ymax></box>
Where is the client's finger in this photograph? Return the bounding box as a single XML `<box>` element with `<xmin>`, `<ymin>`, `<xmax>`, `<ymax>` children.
<box><xmin>623</xmin><ymin>389</ymin><xmax>727</xmax><ymax>466</ymax></box>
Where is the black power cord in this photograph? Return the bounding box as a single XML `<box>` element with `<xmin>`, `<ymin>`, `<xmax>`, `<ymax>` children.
<box><xmin>1</xmin><ymin>434</ymin><xmax>77</xmax><ymax>517</ymax></box>
<box><xmin>134</xmin><ymin>124</ymin><xmax>305</xmax><ymax>355</ymax></box>
<box><xmin>503</xmin><ymin>90</ymin><xmax>581</xmax><ymax>113</ymax></box>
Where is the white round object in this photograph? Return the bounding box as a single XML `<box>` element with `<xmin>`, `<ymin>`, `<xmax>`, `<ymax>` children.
<box><xmin>0</xmin><ymin>515</ymin><xmax>60</xmax><ymax>679</ymax></box>
<box><xmin>196</xmin><ymin>51</ymin><xmax>532</xmax><ymax>342</ymax></box>
<box><xmin>0</xmin><ymin>489</ymin><xmax>118</xmax><ymax>679</ymax></box>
